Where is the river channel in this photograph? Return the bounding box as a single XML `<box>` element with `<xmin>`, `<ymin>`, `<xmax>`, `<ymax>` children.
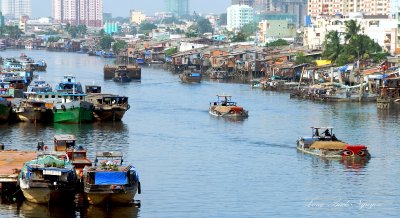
<box><xmin>0</xmin><ymin>50</ymin><xmax>399</xmax><ymax>217</ymax></box>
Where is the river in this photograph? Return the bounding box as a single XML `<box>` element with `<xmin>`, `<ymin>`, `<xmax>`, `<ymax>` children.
<box><xmin>0</xmin><ymin>50</ymin><xmax>399</xmax><ymax>217</ymax></box>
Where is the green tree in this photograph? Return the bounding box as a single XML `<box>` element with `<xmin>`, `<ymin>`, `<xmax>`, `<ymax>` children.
<box><xmin>322</xmin><ymin>30</ymin><xmax>342</xmax><ymax>63</ymax></box>
<box><xmin>240</xmin><ymin>23</ymin><xmax>256</xmax><ymax>38</ymax></box>
<box><xmin>165</xmin><ymin>47</ymin><xmax>178</xmax><ymax>56</ymax></box>
<box><xmin>344</xmin><ymin>20</ymin><xmax>361</xmax><ymax>43</ymax></box>
<box><xmin>218</xmin><ymin>13</ymin><xmax>227</xmax><ymax>26</ymax></box>
<box><xmin>139</xmin><ymin>22</ymin><xmax>157</xmax><ymax>34</ymax></box>
<box><xmin>197</xmin><ymin>18</ymin><xmax>213</xmax><ymax>34</ymax></box>
<box><xmin>112</xmin><ymin>40</ymin><xmax>127</xmax><ymax>54</ymax></box>
<box><xmin>231</xmin><ymin>31</ymin><xmax>247</xmax><ymax>42</ymax></box>
<box><xmin>295</xmin><ymin>52</ymin><xmax>314</xmax><ymax>65</ymax></box>
<box><xmin>4</xmin><ymin>25</ymin><xmax>22</xmax><ymax>39</ymax></box>
<box><xmin>266</xmin><ymin>39</ymin><xmax>289</xmax><ymax>47</ymax></box>
<box><xmin>186</xmin><ymin>25</ymin><xmax>198</xmax><ymax>38</ymax></box>
<box><xmin>47</xmin><ymin>36</ymin><xmax>61</xmax><ymax>42</ymax></box>
<box><xmin>100</xmin><ymin>35</ymin><xmax>114</xmax><ymax>50</ymax></box>
<box><xmin>99</xmin><ymin>29</ymin><xmax>106</xmax><ymax>37</ymax></box>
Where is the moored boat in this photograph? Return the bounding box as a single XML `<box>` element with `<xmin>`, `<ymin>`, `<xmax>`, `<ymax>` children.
<box><xmin>0</xmin><ymin>97</ymin><xmax>11</xmax><ymax>122</ymax></box>
<box><xmin>52</xmin><ymin>93</ymin><xmax>94</xmax><ymax>123</ymax></box>
<box><xmin>112</xmin><ymin>71</ymin><xmax>132</xmax><ymax>83</ymax></box>
<box><xmin>209</xmin><ymin>95</ymin><xmax>248</xmax><ymax>118</ymax></box>
<box><xmin>27</xmin><ymin>80</ymin><xmax>53</xmax><ymax>93</ymax></box>
<box><xmin>104</xmin><ymin>65</ymin><xmax>141</xmax><ymax>80</ymax></box>
<box><xmin>296</xmin><ymin>127</ymin><xmax>371</xmax><ymax>158</ymax></box>
<box><xmin>34</xmin><ymin>60</ymin><xmax>47</xmax><ymax>71</ymax></box>
<box><xmin>86</xmin><ymin>93</ymin><xmax>130</xmax><ymax>121</ymax></box>
<box><xmin>55</xmin><ymin>75</ymin><xmax>83</xmax><ymax>94</ymax></box>
<box><xmin>83</xmin><ymin>151</ymin><xmax>140</xmax><ymax>206</ymax></box>
<box><xmin>13</xmin><ymin>98</ymin><xmax>47</xmax><ymax>123</ymax></box>
<box><xmin>179</xmin><ymin>72</ymin><xmax>202</xmax><ymax>83</ymax></box>
<box><xmin>18</xmin><ymin>152</ymin><xmax>77</xmax><ymax>204</ymax></box>
<box><xmin>53</xmin><ymin>134</ymin><xmax>92</xmax><ymax>180</ymax></box>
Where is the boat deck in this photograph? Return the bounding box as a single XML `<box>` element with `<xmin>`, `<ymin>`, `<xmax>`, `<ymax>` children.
<box><xmin>0</xmin><ymin>150</ymin><xmax>37</xmax><ymax>183</ymax></box>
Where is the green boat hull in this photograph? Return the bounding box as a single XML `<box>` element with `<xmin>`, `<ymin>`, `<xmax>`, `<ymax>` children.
<box><xmin>53</xmin><ymin>107</ymin><xmax>93</xmax><ymax>123</ymax></box>
<box><xmin>0</xmin><ymin>104</ymin><xmax>11</xmax><ymax>122</ymax></box>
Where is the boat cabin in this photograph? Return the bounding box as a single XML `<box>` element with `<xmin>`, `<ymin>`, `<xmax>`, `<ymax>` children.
<box><xmin>211</xmin><ymin>95</ymin><xmax>237</xmax><ymax>106</ymax></box>
<box><xmin>310</xmin><ymin>127</ymin><xmax>335</xmax><ymax>140</ymax></box>
<box><xmin>94</xmin><ymin>151</ymin><xmax>124</xmax><ymax>166</ymax></box>
<box><xmin>54</xmin><ymin>134</ymin><xmax>77</xmax><ymax>151</ymax></box>
<box><xmin>85</xmin><ymin>85</ymin><xmax>102</xmax><ymax>94</ymax></box>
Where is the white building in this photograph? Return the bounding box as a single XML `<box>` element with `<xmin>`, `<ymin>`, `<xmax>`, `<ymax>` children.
<box><xmin>304</xmin><ymin>14</ymin><xmax>397</xmax><ymax>54</ymax></box>
<box><xmin>1</xmin><ymin>0</ymin><xmax>31</xmax><ymax>19</ymax></box>
<box><xmin>52</xmin><ymin>0</ymin><xmax>103</xmax><ymax>27</ymax></box>
<box><xmin>227</xmin><ymin>4</ymin><xmax>254</xmax><ymax>32</ymax></box>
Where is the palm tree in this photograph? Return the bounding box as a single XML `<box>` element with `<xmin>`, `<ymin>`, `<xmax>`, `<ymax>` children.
<box><xmin>322</xmin><ymin>30</ymin><xmax>342</xmax><ymax>63</ymax></box>
<box><xmin>344</xmin><ymin>20</ymin><xmax>361</xmax><ymax>43</ymax></box>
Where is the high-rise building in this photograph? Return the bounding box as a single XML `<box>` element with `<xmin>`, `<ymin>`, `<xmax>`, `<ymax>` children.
<box><xmin>227</xmin><ymin>4</ymin><xmax>254</xmax><ymax>31</ymax></box>
<box><xmin>231</xmin><ymin>0</ymin><xmax>255</xmax><ymax>7</ymax></box>
<box><xmin>308</xmin><ymin>0</ymin><xmax>391</xmax><ymax>17</ymax></box>
<box><xmin>0</xmin><ymin>0</ymin><xmax>31</xmax><ymax>19</ymax></box>
<box><xmin>52</xmin><ymin>0</ymin><xmax>103</xmax><ymax>27</ymax></box>
<box><xmin>165</xmin><ymin>0</ymin><xmax>189</xmax><ymax>17</ymax></box>
<box><xmin>253</xmin><ymin>0</ymin><xmax>279</xmax><ymax>12</ymax></box>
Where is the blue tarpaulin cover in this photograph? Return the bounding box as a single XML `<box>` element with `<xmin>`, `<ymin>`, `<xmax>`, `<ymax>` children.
<box><xmin>95</xmin><ymin>172</ymin><xmax>128</xmax><ymax>185</ymax></box>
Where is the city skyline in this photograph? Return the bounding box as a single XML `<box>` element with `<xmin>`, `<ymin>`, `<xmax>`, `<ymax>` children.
<box><xmin>32</xmin><ymin>0</ymin><xmax>230</xmax><ymax>18</ymax></box>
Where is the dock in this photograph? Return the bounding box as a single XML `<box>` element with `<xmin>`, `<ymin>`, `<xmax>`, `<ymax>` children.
<box><xmin>0</xmin><ymin>150</ymin><xmax>37</xmax><ymax>183</ymax></box>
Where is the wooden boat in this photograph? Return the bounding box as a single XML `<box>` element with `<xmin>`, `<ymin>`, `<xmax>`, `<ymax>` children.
<box><xmin>179</xmin><ymin>66</ymin><xmax>202</xmax><ymax>83</ymax></box>
<box><xmin>113</xmin><ymin>71</ymin><xmax>132</xmax><ymax>82</ymax></box>
<box><xmin>86</xmin><ymin>93</ymin><xmax>130</xmax><ymax>121</ymax></box>
<box><xmin>296</xmin><ymin>127</ymin><xmax>371</xmax><ymax>158</ymax></box>
<box><xmin>103</xmin><ymin>65</ymin><xmax>141</xmax><ymax>80</ymax></box>
<box><xmin>33</xmin><ymin>60</ymin><xmax>47</xmax><ymax>71</ymax></box>
<box><xmin>18</xmin><ymin>152</ymin><xmax>77</xmax><ymax>204</ymax></box>
<box><xmin>0</xmin><ymin>97</ymin><xmax>11</xmax><ymax>122</ymax></box>
<box><xmin>377</xmin><ymin>76</ymin><xmax>400</xmax><ymax>109</ymax></box>
<box><xmin>53</xmin><ymin>134</ymin><xmax>92</xmax><ymax>180</ymax></box>
<box><xmin>179</xmin><ymin>70</ymin><xmax>202</xmax><ymax>83</ymax></box>
<box><xmin>13</xmin><ymin>98</ymin><xmax>48</xmax><ymax>123</ymax></box>
<box><xmin>209</xmin><ymin>95</ymin><xmax>248</xmax><ymax>118</ymax></box>
<box><xmin>83</xmin><ymin>151</ymin><xmax>141</xmax><ymax>206</ymax></box>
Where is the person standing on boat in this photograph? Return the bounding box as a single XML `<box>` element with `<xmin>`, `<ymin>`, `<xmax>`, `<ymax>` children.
<box><xmin>324</xmin><ymin>129</ymin><xmax>331</xmax><ymax>137</ymax></box>
<box><xmin>314</xmin><ymin>129</ymin><xmax>319</xmax><ymax>137</ymax></box>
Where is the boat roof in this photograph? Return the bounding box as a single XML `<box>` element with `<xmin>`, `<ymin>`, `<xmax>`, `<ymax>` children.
<box><xmin>96</xmin><ymin>151</ymin><xmax>123</xmax><ymax>158</ymax></box>
<box><xmin>311</xmin><ymin>127</ymin><xmax>334</xmax><ymax>129</ymax></box>
<box><xmin>217</xmin><ymin>94</ymin><xmax>232</xmax><ymax>97</ymax></box>
<box><xmin>54</xmin><ymin>134</ymin><xmax>77</xmax><ymax>141</ymax></box>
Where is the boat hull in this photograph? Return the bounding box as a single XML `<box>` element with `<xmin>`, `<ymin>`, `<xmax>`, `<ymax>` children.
<box><xmin>0</xmin><ymin>103</ymin><xmax>11</xmax><ymax>122</ymax></box>
<box><xmin>53</xmin><ymin>101</ymin><xmax>93</xmax><ymax>123</ymax></box>
<box><xmin>85</xmin><ymin>186</ymin><xmax>138</xmax><ymax>205</ymax></box>
<box><xmin>16</xmin><ymin>108</ymin><xmax>46</xmax><ymax>123</ymax></box>
<box><xmin>208</xmin><ymin>108</ymin><xmax>249</xmax><ymax>118</ymax></box>
<box><xmin>93</xmin><ymin>109</ymin><xmax>126</xmax><ymax>121</ymax></box>
<box><xmin>179</xmin><ymin>74</ymin><xmax>202</xmax><ymax>83</ymax></box>
<box><xmin>21</xmin><ymin>187</ymin><xmax>75</xmax><ymax>204</ymax></box>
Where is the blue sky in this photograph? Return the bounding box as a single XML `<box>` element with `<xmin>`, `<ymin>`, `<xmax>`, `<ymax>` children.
<box><xmin>32</xmin><ymin>0</ymin><xmax>231</xmax><ymax>18</ymax></box>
